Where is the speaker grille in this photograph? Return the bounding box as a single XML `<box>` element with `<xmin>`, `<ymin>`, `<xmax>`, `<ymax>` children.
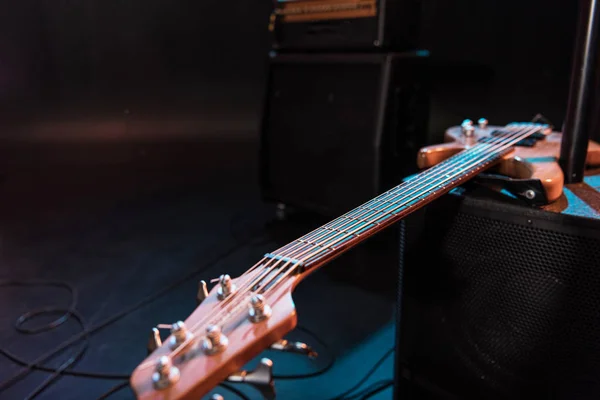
<box><xmin>401</xmin><ymin>198</ymin><xmax>600</xmax><ymax>399</ymax></box>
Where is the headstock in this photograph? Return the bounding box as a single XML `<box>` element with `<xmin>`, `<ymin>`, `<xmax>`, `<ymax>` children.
<box><xmin>130</xmin><ymin>268</ymin><xmax>302</xmax><ymax>400</ymax></box>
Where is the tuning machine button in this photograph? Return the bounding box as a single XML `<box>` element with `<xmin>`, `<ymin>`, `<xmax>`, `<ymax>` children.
<box><xmin>152</xmin><ymin>356</ymin><xmax>180</xmax><ymax>390</ymax></box>
<box><xmin>249</xmin><ymin>294</ymin><xmax>272</xmax><ymax>323</ymax></box>
<box><xmin>147</xmin><ymin>327</ymin><xmax>163</xmax><ymax>355</ymax></box>
<box><xmin>217</xmin><ymin>274</ymin><xmax>236</xmax><ymax>300</ymax></box>
<box><xmin>201</xmin><ymin>325</ymin><xmax>229</xmax><ymax>355</ymax></box>
<box><xmin>168</xmin><ymin>321</ymin><xmax>193</xmax><ymax>350</ymax></box>
<box><xmin>461</xmin><ymin>119</ymin><xmax>475</xmax><ymax>137</ymax></box>
<box><xmin>227</xmin><ymin>358</ymin><xmax>275</xmax><ymax>400</ymax></box>
<box><xmin>197</xmin><ymin>280</ymin><xmax>209</xmax><ymax>305</ymax></box>
<box><xmin>478</xmin><ymin>118</ymin><xmax>489</xmax><ymax>129</ymax></box>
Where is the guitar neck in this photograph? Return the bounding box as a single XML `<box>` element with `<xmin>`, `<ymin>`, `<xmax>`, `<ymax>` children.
<box><xmin>265</xmin><ymin>141</ymin><xmax>514</xmax><ymax>275</ymax></box>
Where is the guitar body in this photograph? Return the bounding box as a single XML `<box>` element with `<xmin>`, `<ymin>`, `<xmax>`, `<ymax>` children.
<box><xmin>418</xmin><ymin>124</ymin><xmax>600</xmax><ymax>204</ymax></box>
<box><xmin>130</xmin><ymin>121</ymin><xmax>600</xmax><ymax>400</ymax></box>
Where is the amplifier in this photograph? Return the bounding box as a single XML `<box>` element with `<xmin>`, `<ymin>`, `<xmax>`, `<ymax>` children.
<box><xmin>268</xmin><ymin>0</ymin><xmax>421</xmax><ymax>51</ymax></box>
<box><xmin>394</xmin><ymin>171</ymin><xmax>600</xmax><ymax>399</ymax></box>
<box><xmin>259</xmin><ymin>51</ymin><xmax>429</xmax><ymax>217</ymax></box>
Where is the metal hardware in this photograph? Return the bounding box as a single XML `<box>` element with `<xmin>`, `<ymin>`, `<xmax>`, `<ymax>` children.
<box><xmin>168</xmin><ymin>321</ymin><xmax>193</xmax><ymax>350</ymax></box>
<box><xmin>147</xmin><ymin>327</ymin><xmax>162</xmax><ymax>355</ymax></box>
<box><xmin>478</xmin><ymin>118</ymin><xmax>489</xmax><ymax>129</ymax></box>
<box><xmin>152</xmin><ymin>356</ymin><xmax>180</xmax><ymax>390</ymax></box>
<box><xmin>227</xmin><ymin>358</ymin><xmax>275</xmax><ymax>400</ymax></box>
<box><xmin>270</xmin><ymin>339</ymin><xmax>318</xmax><ymax>358</ymax></box>
<box><xmin>197</xmin><ymin>280</ymin><xmax>209</xmax><ymax>305</ymax></box>
<box><xmin>217</xmin><ymin>274</ymin><xmax>236</xmax><ymax>300</ymax></box>
<box><xmin>210</xmin><ymin>395</ymin><xmax>224</xmax><ymax>400</ymax></box>
<box><xmin>201</xmin><ymin>325</ymin><xmax>229</xmax><ymax>355</ymax></box>
<box><xmin>249</xmin><ymin>294</ymin><xmax>272</xmax><ymax>323</ymax></box>
<box><xmin>473</xmin><ymin>173</ymin><xmax>548</xmax><ymax>206</ymax></box>
<box><xmin>525</xmin><ymin>189</ymin><xmax>536</xmax><ymax>200</ymax></box>
<box><xmin>461</xmin><ymin>119</ymin><xmax>475</xmax><ymax>137</ymax></box>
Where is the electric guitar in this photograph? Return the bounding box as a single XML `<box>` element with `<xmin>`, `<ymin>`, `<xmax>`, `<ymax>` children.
<box><xmin>130</xmin><ymin>119</ymin><xmax>600</xmax><ymax>399</ymax></box>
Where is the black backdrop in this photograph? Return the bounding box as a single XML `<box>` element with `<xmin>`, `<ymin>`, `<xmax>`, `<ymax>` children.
<box><xmin>0</xmin><ymin>0</ymin><xmax>584</xmax><ymax>141</ymax></box>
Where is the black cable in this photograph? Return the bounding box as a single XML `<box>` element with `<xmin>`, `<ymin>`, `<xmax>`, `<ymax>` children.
<box><xmin>0</xmin><ymin>233</ymin><xmax>263</xmax><ymax>396</ymax></box>
<box><xmin>358</xmin><ymin>380</ymin><xmax>393</xmax><ymax>400</ymax></box>
<box><xmin>94</xmin><ymin>381</ymin><xmax>130</xmax><ymax>400</ymax></box>
<box><xmin>218</xmin><ymin>382</ymin><xmax>252</xmax><ymax>400</ymax></box>
<box><xmin>327</xmin><ymin>347</ymin><xmax>394</xmax><ymax>400</ymax></box>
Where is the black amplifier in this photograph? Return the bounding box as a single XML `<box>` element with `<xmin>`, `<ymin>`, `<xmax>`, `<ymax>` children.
<box><xmin>259</xmin><ymin>51</ymin><xmax>429</xmax><ymax>217</ymax></box>
<box><xmin>394</xmin><ymin>172</ymin><xmax>600</xmax><ymax>400</ymax></box>
<box><xmin>268</xmin><ymin>0</ymin><xmax>421</xmax><ymax>51</ymax></box>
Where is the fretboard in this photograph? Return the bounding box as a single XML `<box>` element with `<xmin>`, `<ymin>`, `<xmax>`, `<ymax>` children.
<box><xmin>265</xmin><ymin>125</ymin><xmax>538</xmax><ymax>272</ymax></box>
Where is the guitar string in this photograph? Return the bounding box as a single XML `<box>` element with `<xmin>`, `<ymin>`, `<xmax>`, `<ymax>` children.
<box><xmin>184</xmin><ymin>125</ymin><xmax>536</xmax><ymax>328</ymax></box>
<box><xmin>206</xmin><ymin>123</ymin><xmax>537</xmax><ymax>304</ymax></box>
<box><xmin>271</xmin><ymin>123</ymin><xmax>538</xmax><ymax>258</ymax></box>
<box><xmin>190</xmin><ymin>125</ymin><xmax>538</xmax><ymax>333</ymax></box>
<box><xmin>137</xmin><ymin>123</ymin><xmax>543</xmax><ymax>370</ymax></box>
<box><xmin>247</xmin><ymin>124</ymin><xmax>539</xmax><ymax>281</ymax></box>
<box><xmin>176</xmin><ymin>124</ymin><xmax>540</xmax><ymax>360</ymax></box>
<box><xmin>168</xmin><ymin>128</ymin><xmax>516</xmax><ymax>336</ymax></box>
<box><xmin>253</xmin><ymin>125</ymin><xmax>544</xmax><ymax>296</ymax></box>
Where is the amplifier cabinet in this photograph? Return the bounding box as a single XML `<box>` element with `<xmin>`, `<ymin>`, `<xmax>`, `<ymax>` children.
<box><xmin>394</xmin><ymin>178</ymin><xmax>600</xmax><ymax>400</ymax></box>
<box><xmin>269</xmin><ymin>0</ymin><xmax>421</xmax><ymax>51</ymax></box>
<box><xmin>259</xmin><ymin>51</ymin><xmax>429</xmax><ymax>217</ymax></box>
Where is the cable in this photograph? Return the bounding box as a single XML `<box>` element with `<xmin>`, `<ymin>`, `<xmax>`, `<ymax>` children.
<box><xmin>94</xmin><ymin>381</ymin><xmax>130</xmax><ymax>400</ymax></box>
<box><xmin>327</xmin><ymin>347</ymin><xmax>394</xmax><ymax>400</ymax></box>
<box><xmin>357</xmin><ymin>380</ymin><xmax>393</xmax><ymax>399</ymax></box>
<box><xmin>0</xmin><ymin>231</ymin><xmax>264</xmax><ymax>397</ymax></box>
<box><xmin>218</xmin><ymin>382</ymin><xmax>252</xmax><ymax>400</ymax></box>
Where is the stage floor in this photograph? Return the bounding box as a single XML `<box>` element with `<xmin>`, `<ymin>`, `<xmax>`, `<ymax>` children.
<box><xmin>0</xmin><ymin>135</ymin><xmax>396</xmax><ymax>400</ymax></box>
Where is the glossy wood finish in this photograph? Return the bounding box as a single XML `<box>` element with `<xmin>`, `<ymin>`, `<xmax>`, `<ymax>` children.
<box><xmin>130</xmin><ymin>275</ymin><xmax>299</xmax><ymax>400</ymax></box>
<box><xmin>418</xmin><ymin>125</ymin><xmax>600</xmax><ymax>203</ymax></box>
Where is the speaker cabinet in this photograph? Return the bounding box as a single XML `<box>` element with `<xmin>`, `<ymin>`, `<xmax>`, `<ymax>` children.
<box><xmin>394</xmin><ymin>177</ymin><xmax>600</xmax><ymax>399</ymax></box>
<box><xmin>259</xmin><ymin>51</ymin><xmax>429</xmax><ymax>217</ymax></box>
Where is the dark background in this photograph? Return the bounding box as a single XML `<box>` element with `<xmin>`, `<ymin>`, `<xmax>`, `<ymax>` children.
<box><xmin>0</xmin><ymin>1</ymin><xmax>589</xmax><ymax>399</ymax></box>
<box><xmin>0</xmin><ymin>0</ymin><xmax>582</xmax><ymax>141</ymax></box>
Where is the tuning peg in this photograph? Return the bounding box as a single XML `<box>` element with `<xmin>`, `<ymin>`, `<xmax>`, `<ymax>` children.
<box><xmin>201</xmin><ymin>324</ymin><xmax>229</xmax><ymax>355</ymax></box>
<box><xmin>168</xmin><ymin>321</ymin><xmax>194</xmax><ymax>350</ymax></box>
<box><xmin>197</xmin><ymin>280</ymin><xmax>209</xmax><ymax>305</ymax></box>
<box><xmin>478</xmin><ymin>118</ymin><xmax>489</xmax><ymax>129</ymax></box>
<box><xmin>217</xmin><ymin>274</ymin><xmax>237</xmax><ymax>300</ymax></box>
<box><xmin>461</xmin><ymin>119</ymin><xmax>475</xmax><ymax>137</ymax></box>
<box><xmin>249</xmin><ymin>294</ymin><xmax>272</xmax><ymax>323</ymax></box>
<box><xmin>147</xmin><ymin>328</ymin><xmax>162</xmax><ymax>355</ymax></box>
<box><xmin>270</xmin><ymin>339</ymin><xmax>318</xmax><ymax>359</ymax></box>
<box><xmin>227</xmin><ymin>358</ymin><xmax>275</xmax><ymax>400</ymax></box>
<box><xmin>152</xmin><ymin>355</ymin><xmax>180</xmax><ymax>389</ymax></box>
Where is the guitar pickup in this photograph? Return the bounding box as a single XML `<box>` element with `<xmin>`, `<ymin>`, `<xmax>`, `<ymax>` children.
<box><xmin>478</xmin><ymin>135</ymin><xmax>537</xmax><ymax>147</ymax></box>
<box><xmin>491</xmin><ymin>129</ymin><xmax>546</xmax><ymax>140</ymax></box>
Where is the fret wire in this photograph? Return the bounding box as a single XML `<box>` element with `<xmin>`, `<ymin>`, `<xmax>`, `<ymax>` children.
<box><xmin>274</xmin><ymin>141</ymin><xmax>492</xmax><ymax>256</ymax></box>
<box><xmin>181</xmin><ymin>127</ymin><xmax>540</xmax><ymax>355</ymax></box>
<box><xmin>152</xmin><ymin>127</ymin><xmax>540</xmax><ymax>370</ymax></box>
<box><xmin>212</xmin><ymin>127</ymin><xmax>544</xmax><ymax>350</ymax></box>
<box><xmin>276</xmin><ymin>163</ymin><xmax>456</xmax><ymax>259</ymax></box>
<box><xmin>296</xmin><ymin>149</ymin><xmax>511</xmax><ymax>264</ymax></box>
<box><xmin>294</xmin><ymin>159</ymin><xmax>497</xmax><ymax>266</ymax></box>
<box><xmin>270</xmin><ymin>128</ymin><xmax>533</xmax><ymax>264</ymax></box>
